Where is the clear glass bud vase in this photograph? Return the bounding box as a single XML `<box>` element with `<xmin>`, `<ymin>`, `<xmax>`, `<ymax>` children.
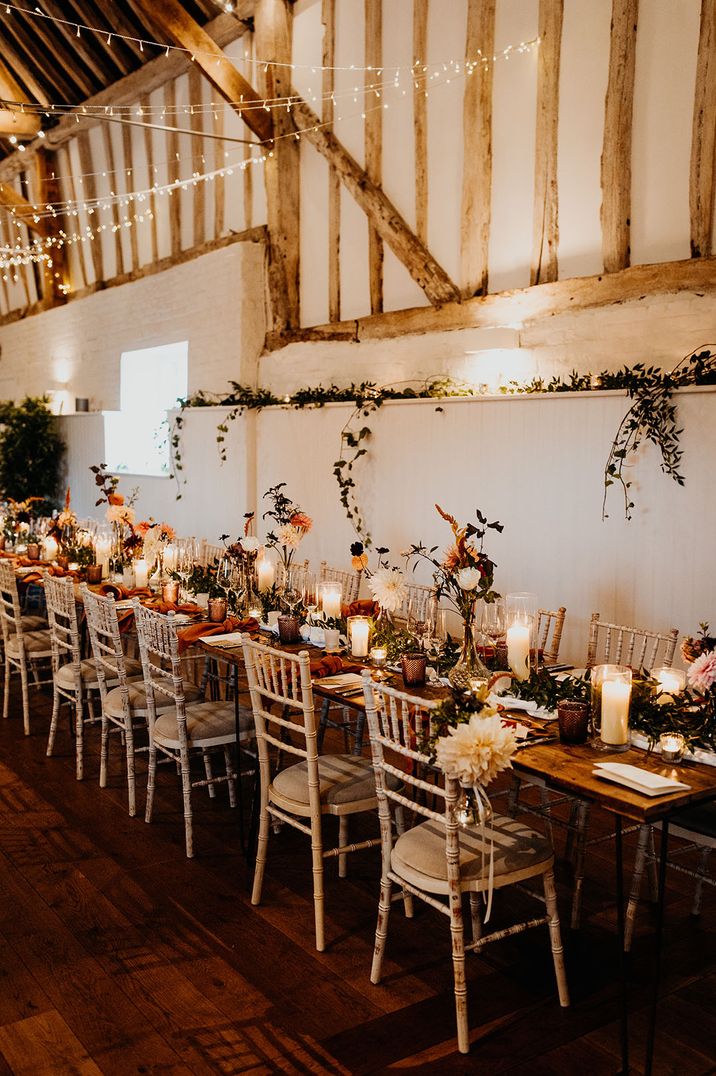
<box><xmin>448</xmin><ymin>601</ymin><xmax>489</xmax><ymax>690</ymax></box>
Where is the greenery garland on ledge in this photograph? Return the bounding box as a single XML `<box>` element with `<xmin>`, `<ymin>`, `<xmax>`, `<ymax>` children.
<box><xmin>171</xmin><ymin>347</ymin><xmax>716</xmax><ymax>539</ymax></box>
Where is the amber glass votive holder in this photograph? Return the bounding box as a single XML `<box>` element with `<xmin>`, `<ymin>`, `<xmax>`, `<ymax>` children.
<box><xmin>278</xmin><ymin>614</ymin><xmax>301</xmax><ymax>644</ymax></box>
<box><xmin>162</xmin><ymin>580</ymin><xmax>180</xmax><ymax>604</ymax></box>
<box><xmin>557</xmin><ymin>701</ymin><xmax>590</xmax><ymax>744</ymax></box>
<box><xmin>208</xmin><ymin>597</ymin><xmax>227</xmax><ymax>623</ymax></box>
<box><xmin>86</xmin><ymin>564</ymin><xmax>103</xmax><ymax>585</ymax></box>
<box><xmin>401</xmin><ymin>652</ymin><xmax>427</xmax><ymax>688</ymax></box>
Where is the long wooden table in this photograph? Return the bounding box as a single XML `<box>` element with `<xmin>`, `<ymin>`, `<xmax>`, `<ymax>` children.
<box><xmin>197</xmin><ymin>634</ymin><xmax>716</xmax><ymax>1074</ymax></box>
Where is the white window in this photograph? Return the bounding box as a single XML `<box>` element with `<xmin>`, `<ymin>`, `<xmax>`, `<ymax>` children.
<box><xmin>104</xmin><ymin>341</ymin><xmax>188</xmax><ymax>476</ymax></box>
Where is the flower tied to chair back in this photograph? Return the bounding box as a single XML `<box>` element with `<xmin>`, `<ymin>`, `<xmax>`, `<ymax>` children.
<box><xmin>430</xmin><ymin>688</ymin><xmax>517</xmax><ymax>921</ymax></box>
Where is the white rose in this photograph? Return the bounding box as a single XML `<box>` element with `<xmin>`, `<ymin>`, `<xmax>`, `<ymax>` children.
<box><xmin>240</xmin><ymin>536</ymin><xmax>261</xmax><ymax>553</ymax></box>
<box><xmin>457</xmin><ymin>566</ymin><xmax>481</xmax><ymax>591</ymax></box>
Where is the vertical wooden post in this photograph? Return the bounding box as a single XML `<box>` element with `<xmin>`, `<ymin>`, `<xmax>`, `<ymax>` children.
<box><xmin>188</xmin><ymin>66</ymin><xmax>207</xmax><ymax>250</ymax></box>
<box><xmin>34</xmin><ymin>148</ymin><xmax>69</xmax><ymax>306</ymax></box>
<box><xmin>121</xmin><ymin>124</ymin><xmax>140</xmax><ymax>273</ymax></box>
<box><xmin>101</xmin><ymin>125</ymin><xmax>126</xmax><ymax>277</ymax></box>
<box><xmin>601</xmin><ymin>0</ymin><xmax>638</xmax><ymax>273</ymax></box>
<box><xmin>323</xmin><ymin>0</ymin><xmax>340</xmax><ymax>322</ymax></box>
<box><xmin>165</xmin><ymin>80</ymin><xmax>182</xmax><ymax>259</ymax></box>
<box><xmin>255</xmin><ymin>0</ymin><xmax>300</xmax><ymax>333</ymax></box>
<box><xmin>60</xmin><ymin>145</ymin><xmax>87</xmax><ymax>290</ymax></box>
<box><xmin>214</xmin><ymin>100</ymin><xmax>226</xmax><ymax>239</ymax></box>
<box><xmin>77</xmin><ymin>131</ymin><xmax>104</xmax><ymax>285</ymax></box>
<box><xmin>460</xmin><ymin>0</ymin><xmax>496</xmax><ymax>297</ymax></box>
<box><xmin>690</xmin><ymin>0</ymin><xmax>716</xmax><ymax>258</ymax></box>
<box><xmin>413</xmin><ymin>0</ymin><xmax>429</xmax><ymax>247</ymax></box>
<box><xmin>531</xmin><ymin>0</ymin><xmax>563</xmax><ymax>285</ymax></box>
<box><xmin>365</xmin><ymin>0</ymin><xmax>383</xmax><ymax>315</ymax></box>
<box><xmin>141</xmin><ymin>93</ymin><xmax>159</xmax><ymax>264</ymax></box>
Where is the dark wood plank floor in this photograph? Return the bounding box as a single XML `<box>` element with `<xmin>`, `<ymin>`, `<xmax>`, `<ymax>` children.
<box><xmin>0</xmin><ymin>677</ymin><xmax>714</xmax><ymax>1074</ymax></box>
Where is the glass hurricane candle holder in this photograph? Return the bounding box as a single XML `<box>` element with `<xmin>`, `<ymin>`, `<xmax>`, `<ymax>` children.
<box><xmin>347</xmin><ymin>615</ymin><xmax>371</xmax><ymax>658</ymax></box>
<box><xmin>319</xmin><ymin>581</ymin><xmax>343</xmax><ymax>620</ymax></box>
<box><xmin>659</xmin><ymin>732</ymin><xmax>686</xmax><ymax>764</ymax></box>
<box><xmin>505</xmin><ymin>593</ymin><xmax>537</xmax><ymax>681</ymax></box>
<box><xmin>653</xmin><ymin>666</ymin><xmax>686</xmax><ymax>705</ymax></box>
<box><xmin>592</xmin><ymin>664</ymin><xmax>632</xmax><ymax>752</ymax></box>
<box><xmin>162</xmin><ymin>580</ymin><xmax>180</xmax><ymax>604</ymax></box>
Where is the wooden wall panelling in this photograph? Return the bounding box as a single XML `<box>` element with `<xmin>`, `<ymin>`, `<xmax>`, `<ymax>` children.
<box><xmin>413</xmin><ymin>0</ymin><xmax>429</xmax><ymax>247</ymax></box>
<box><xmin>531</xmin><ymin>0</ymin><xmax>564</xmax><ymax>285</ymax></box>
<box><xmin>690</xmin><ymin>0</ymin><xmax>716</xmax><ymax>257</ymax></box>
<box><xmin>460</xmin><ymin>0</ymin><xmax>495</xmax><ymax>297</ymax></box>
<box><xmin>255</xmin><ymin>0</ymin><xmax>301</xmax><ymax>333</ymax></box>
<box><xmin>601</xmin><ymin>0</ymin><xmax>639</xmax><ymax>273</ymax></box>
<box><xmin>76</xmin><ymin>132</ymin><xmax>104</xmax><ymax>285</ymax></box>
<box><xmin>322</xmin><ymin>0</ymin><xmax>340</xmax><ymax>322</ymax></box>
<box><xmin>141</xmin><ymin>94</ymin><xmax>160</xmax><ymax>264</ymax></box>
<box><xmin>214</xmin><ymin>99</ymin><xmax>226</xmax><ymax>239</ymax></box>
<box><xmin>365</xmin><ymin>0</ymin><xmax>383</xmax><ymax>315</ymax></box>
<box><xmin>188</xmin><ymin>66</ymin><xmax>207</xmax><ymax>249</ymax></box>
<box><xmin>101</xmin><ymin>126</ymin><xmax>126</xmax><ymax>278</ymax></box>
<box><xmin>164</xmin><ymin>80</ymin><xmax>182</xmax><ymax>259</ymax></box>
<box><xmin>34</xmin><ymin>149</ymin><xmax>68</xmax><ymax>306</ymax></box>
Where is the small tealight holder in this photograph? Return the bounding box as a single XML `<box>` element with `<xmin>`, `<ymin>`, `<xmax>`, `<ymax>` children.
<box><xmin>324</xmin><ymin>628</ymin><xmax>341</xmax><ymax>652</ymax></box>
<box><xmin>27</xmin><ymin>542</ymin><xmax>40</xmax><ymax>561</ymax></box>
<box><xmin>347</xmin><ymin>615</ymin><xmax>371</xmax><ymax>658</ymax></box>
<box><xmin>659</xmin><ymin>732</ymin><xmax>686</xmax><ymax>764</ymax></box>
<box><xmin>248</xmin><ymin>606</ymin><xmax>262</xmax><ymax>622</ymax></box>
<box><xmin>162</xmin><ymin>580</ymin><xmax>180</xmax><ymax>604</ymax></box>
<box><xmin>592</xmin><ymin>664</ymin><xmax>632</xmax><ymax>751</ymax></box>
<box><xmin>86</xmin><ymin>564</ymin><xmax>103</xmax><ymax>585</ymax></box>
<box><xmin>370</xmin><ymin>646</ymin><xmax>389</xmax><ymax>680</ymax></box>
<box><xmin>469</xmin><ymin>677</ymin><xmax>488</xmax><ymax>695</ymax></box>
<box><xmin>653</xmin><ymin>666</ymin><xmax>686</xmax><ymax>705</ymax></box>
<box><xmin>208</xmin><ymin>597</ymin><xmax>227</xmax><ymax>623</ymax></box>
<box><xmin>277</xmin><ymin>614</ymin><xmax>301</xmax><ymax>644</ymax></box>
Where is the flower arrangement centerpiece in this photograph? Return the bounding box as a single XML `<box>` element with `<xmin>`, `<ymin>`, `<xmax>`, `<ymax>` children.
<box><xmin>428</xmin><ymin>683</ymin><xmax>517</xmax><ymax>920</ymax></box>
<box><xmin>136</xmin><ymin>520</ymin><xmax>176</xmax><ymax>578</ymax></box>
<box><xmin>90</xmin><ymin>463</ymin><xmax>140</xmax><ymax>570</ymax></box>
<box><xmin>352</xmin><ymin>542</ymin><xmax>407</xmax><ymax>623</ymax></box>
<box><xmin>262</xmin><ymin>483</ymin><xmax>312</xmax><ymax>576</ymax></box>
<box><xmin>405</xmin><ymin>504</ymin><xmax>503</xmax><ymax>690</ymax></box>
<box><xmin>2</xmin><ymin>496</ymin><xmax>43</xmax><ymax>548</ymax></box>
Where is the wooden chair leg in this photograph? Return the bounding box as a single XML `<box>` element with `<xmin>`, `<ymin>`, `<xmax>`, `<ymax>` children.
<box><xmin>625</xmin><ymin>824</ymin><xmax>650</xmax><ymax>952</ymax></box>
<box><xmin>125</xmin><ymin>721</ymin><xmax>137</xmax><ymax>818</ymax></box>
<box><xmin>450</xmin><ymin>901</ymin><xmax>469</xmax><ymax>1053</ymax></box>
<box><xmin>145</xmin><ymin>743</ymin><xmax>157</xmax><ymax>824</ymax></box>
<box><xmin>251</xmin><ymin>794</ymin><xmax>271</xmax><ymax>907</ymax></box>
<box><xmin>370</xmin><ymin>875</ymin><xmax>393</xmax><ymax>984</ymax></box>
<box><xmin>394</xmin><ymin>805</ymin><xmax>413</xmax><ymax>918</ymax></box>
<box><xmin>539</xmin><ymin>785</ymin><xmax>554</xmax><ymax>846</ymax></box>
<box><xmin>46</xmin><ymin>687</ymin><xmax>61</xmax><ymax>757</ymax></box>
<box><xmin>564</xmin><ymin>800</ymin><xmax>581</xmax><ymax>865</ymax></box>
<box><xmin>469</xmin><ymin>892</ymin><xmax>482</xmax><ymax>942</ymax></box>
<box><xmin>223</xmin><ymin>745</ymin><xmax>237</xmax><ymax>808</ymax></box>
<box><xmin>2</xmin><ymin>657</ymin><xmax>10</xmax><ymax>720</ymax></box>
<box><xmin>311</xmin><ymin>826</ymin><xmax>326</xmax><ymax>952</ymax></box>
<box><xmin>99</xmin><ymin>713</ymin><xmax>110</xmax><ymax>789</ymax></box>
<box><xmin>544</xmin><ymin>869</ymin><xmax>570</xmax><ymax>1007</ymax></box>
<box><xmin>202</xmin><ymin>749</ymin><xmax>216</xmax><ymax>798</ymax></box>
<box><xmin>74</xmin><ymin>696</ymin><xmax>84</xmax><ymax>781</ymax></box>
<box><xmin>646</xmin><ymin>825</ymin><xmax>659</xmax><ymax>902</ymax></box>
<box><xmin>179</xmin><ymin>750</ymin><xmax>194</xmax><ymax>858</ymax></box>
<box><xmin>338</xmin><ymin>815</ymin><xmax>348</xmax><ymax>878</ymax></box>
<box><xmin>19</xmin><ymin>656</ymin><xmax>30</xmax><ymax>736</ymax></box>
<box><xmin>316</xmin><ymin>697</ymin><xmax>331</xmax><ymax>752</ymax></box>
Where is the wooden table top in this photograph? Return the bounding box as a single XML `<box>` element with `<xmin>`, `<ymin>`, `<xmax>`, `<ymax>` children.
<box><xmin>198</xmin><ymin>634</ymin><xmax>716</xmax><ymax>825</ymax></box>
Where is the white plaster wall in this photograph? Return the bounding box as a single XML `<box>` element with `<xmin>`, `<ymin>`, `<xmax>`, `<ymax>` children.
<box><xmin>0</xmin><ymin>238</ymin><xmax>267</xmax><ymax>409</ymax></box>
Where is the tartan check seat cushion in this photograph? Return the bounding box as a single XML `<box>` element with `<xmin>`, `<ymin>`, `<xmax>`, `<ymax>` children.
<box><xmin>271</xmin><ymin>754</ymin><xmax>398</xmax><ymax>808</ymax></box>
<box><xmin>391</xmin><ymin>813</ymin><xmax>554</xmax><ymax>894</ymax></box>
<box><xmin>6</xmin><ymin>630</ymin><xmax>53</xmax><ymax>657</ymax></box>
<box><xmin>152</xmin><ymin>700</ymin><xmax>251</xmax><ymax>750</ymax></box>
<box><xmin>55</xmin><ymin>657</ymin><xmax>142</xmax><ymax>690</ymax></box>
<box><xmin>105</xmin><ymin>681</ymin><xmax>202</xmax><ymax>720</ymax></box>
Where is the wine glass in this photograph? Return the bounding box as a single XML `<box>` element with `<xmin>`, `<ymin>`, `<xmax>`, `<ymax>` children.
<box><xmin>302</xmin><ymin>571</ymin><xmax>318</xmax><ymax>623</ymax></box>
<box><xmin>406</xmin><ymin>592</ymin><xmax>429</xmax><ymax>649</ymax></box>
<box><xmin>177</xmin><ymin>539</ymin><xmax>197</xmax><ymax>600</ymax></box>
<box><xmin>480</xmin><ymin>598</ymin><xmax>506</xmax><ymax>662</ymax></box>
<box><xmin>283</xmin><ymin>567</ymin><xmax>303</xmax><ymax>615</ymax></box>
<box><xmin>426</xmin><ymin>607</ymin><xmax>448</xmax><ymax>670</ymax></box>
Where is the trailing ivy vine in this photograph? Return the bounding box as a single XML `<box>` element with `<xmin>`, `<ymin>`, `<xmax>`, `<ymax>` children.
<box><xmin>170</xmin><ymin>348</ymin><xmax>716</xmax><ymax>538</ymax></box>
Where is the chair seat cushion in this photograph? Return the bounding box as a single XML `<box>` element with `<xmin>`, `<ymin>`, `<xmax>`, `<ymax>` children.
<box><xmin>272</xmin><ymin>754</ymin><xmax>392</xmax><ymax>810</ymax></box>
<box><xmin>6</xmin><ymin>629</ymin><xmax>52</xmax><ymax>657</ymax></box>
<box><xmin>55</xmin><ymin>657</ymin><xmax>142</xmax><ymax>690</ymax></box>
<box><xmin>152</xmin><ymin>700</ymin><xmax>250</xmax><ymax>749</ymax></box>
<box><xmin>105</xmin><ymin>681</ymin><xmax>202</xmax><ymax>720</ymax></box>
<box><xmin>669</xmin><ymin>803</ymin><xmax>716</xmax><ymax>842</ymax></box>
<box><xmin>391</xmin><ymin>813</ymin><xmax>553</xmax><ymax>895</ymax></box>
<box><xmin>8</xmin><ymin>614</ymin><xmax>47</xmax><ymax>633</ymax></box>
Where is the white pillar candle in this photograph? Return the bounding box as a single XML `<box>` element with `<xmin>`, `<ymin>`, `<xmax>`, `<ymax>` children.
<box><xmin>257</xmin><ymin>557</ymin><xmax>275</xmax><ymax>592</ymax></box>
<box><xmin>41</xmin><ymin>536</ymin><xmax>59</xmax><ymax>562</ymax></box>
<box><xmin>507</xmin><ymin>622</ymin><xmax>530</xmax><ymax>680</ymax></box>
<box><xmin>320</xmin><ymin>582</ymin><xmax>343</xmax><ymax>619</ymax></box>
<box><xmin>95</xmin><ymin>537</ymin><xmax>112</xmax><ymax>578</ymax></box>
<box><xmin>349</xmin><ymin>617</ymin><xmax>370</xmax><ymax>658</ymax></box>
<box><xmin>163</xmin><ymin>543</ymin><xmax>178</xmax><ymax>574</ymax></box>
<box><xmin>133</xmin><ymin>558</ymin><xmax>149</xmax><ymax>589</ymax></box>
<box><xmin>600</xmin><ymin>681</ymin><xmax>631</xmax><ymax>745</ymax></box>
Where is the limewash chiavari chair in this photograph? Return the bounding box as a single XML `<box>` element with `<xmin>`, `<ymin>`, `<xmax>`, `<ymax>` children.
<box><xmin>241</xmin><ymin>636</ymin><xmax>383</xmax><ymax>952</ymax></box>
<box><xmin>537</xmin><ymin>606</ymin><xmax>567</xmax><ymax>666</ymax></box>
<box><xmin>133</xmin><ymin>602</ymin><xmax>251</xmax><ymax>858</ymax></box>
<box><xmin>0</xmin><ymin>561</ymin><xmax>52</xmax><ymax>735</ymax></box>
<box><xmin>82</xmin><ymin>586</ymin><xmax>202</xmax><ymax>816</ymax></box>
<box><xmin>362</xmin><ymin>673</ymin><xmax>569</xmax><ymax>1055</ymax></box>
<box><xmin>318</xmin><ymin>561</ymin><xmax>361</xmax><ymax>604</ymax></box>
<box><xmin>198</xmin><ymin>539</ymin><xmax>224</xmax><ymax>567</ymax></box>
<box><xmin>586</xmin><ymin>613</ymin><xmax>679</xmax><ymax>670</ymax></box>
<box><xmin>45</xmin><ymin>575</ymin><xmax>143</xmax><ymax>780</ymax></box>
<box><xmin>394</xmin><ymin>580</ymin><xmax>435</xmax><ymax>624</ymax></box>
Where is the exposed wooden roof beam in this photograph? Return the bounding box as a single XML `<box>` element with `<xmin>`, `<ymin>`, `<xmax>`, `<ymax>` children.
<box><xmin>62</xmin><ymin>0</ymin><xmax>143</xmax><ymax>69</ymax></box>
<box><xmin>0</xmin><ymin>14</ymin><xmax>247</xmax><ymax>182</ymax></box>
<box><xmin>1</xmin><ymin>14</ymin><xmax>79</xmax><ymax>101</ymax></box>
<box><xmin>17</xmin><ymin>7</ymin><xmax>94</xmax><ymax>100</ymax></box>
<box><xmin>0</xmin><ymin>56</ymin><xmax>40</xmax><ymax>137</ymax></box>
<box><xmin>136</xmin><ymin>0</ymin><xmax>274</xmax><ymax>144</ymax></box>
<box><xmin>0</xmin><ymin>32</ymin><xmax>51</xmax><ymax>106</ymax></box>
<box><xmin>0</xmin><ymin>180</ymin><xmax>49</xmax><ymax>237</ymax></box>
<box><xmin>38</xmin><ymin>0</ymin><xmax>113</xmax><ymax>90</ymax></box>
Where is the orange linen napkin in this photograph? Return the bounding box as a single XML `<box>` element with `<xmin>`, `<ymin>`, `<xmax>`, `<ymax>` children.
<box><xmin>141</xmin><ymin>597</ymin><xmax>205</xmax><ymax>616</ymax></box>
<box><xmin>177</xmin><ymin>616</ymin><xmax>259</xmax><ymax>655</ymax></box>
<box><xmin>342</xmin><ymin>599</ymin><xmax>380</xmax><ymax>619</ymax></box>
<box><xmin>309</xmin><ymin>654</ymin><xmax>362</xmax><ymax>679</ymax></box>
<box><xmin>97</xmin><ymin>583</ymin><xmax>153</xmax><ymax>601</ymax></box>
